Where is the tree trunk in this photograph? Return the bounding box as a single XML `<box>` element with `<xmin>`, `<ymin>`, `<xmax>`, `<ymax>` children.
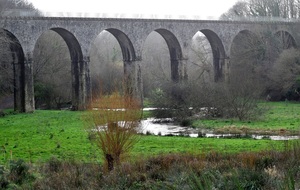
<box><xmin>105</xmin><ymin>154</ymin><xmax>114</xmax><ymax>171</ymax></box>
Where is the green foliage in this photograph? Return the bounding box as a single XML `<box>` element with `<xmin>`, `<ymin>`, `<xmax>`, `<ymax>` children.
<box><xmin>34</xmin><ymin>82</ymin><xmax>55</xmax><ymax>109</ymax></box>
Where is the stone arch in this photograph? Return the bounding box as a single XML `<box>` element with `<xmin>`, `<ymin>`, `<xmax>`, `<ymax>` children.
<box><xmin>230</xmin><ymin>29</ymin><xmax>264</xmax><ymax>61</ymax></box>
<box><xmin>89</xmin><ymin>28</ymin><xmax>138</xmax><ymax>98</ymax></box>
<box><xmin>105</xmin><ymin>28</ymin><xmax>136</xmax><ymax>62</ymax></box>
<box><xmin>46</xmin><ymin>27</ymin><xmax>85</xmax><ymax>110</ymax></box>
<box><xmin>229</xmin><ymin>30</ymin><xmax>265</xmax><ymax>80</ymax></box>
<box><xmin>51</xmin><ymin>28</ymin><xmax>83</xmax><ymax>62</ymax></box>
<box><xmin>104</xmin><ymin>29</ymin><xmax>137</xmax><ymax>95</ymax></box>
<box><xmin>0</xmin><ymin>29</ymin><xmax>26</xmax><ymax>112</ymax></box>
<box><xmin>198</xmin><ymin>29</ymin><xmax>226</xmax><ymax>82</ymax></box>
<box><xmin>274</xmin><ymin>30</ymin><xmax>297</xmax><ymax>50</ymax></box>
<box><xmin>154</xmin><ymin>28</ymin><xmax>183</xmax><ymax>82</ymax></box>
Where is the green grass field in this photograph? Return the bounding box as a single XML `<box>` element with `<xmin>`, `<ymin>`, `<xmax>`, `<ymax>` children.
<box><xmin>192</xmin><ymin>101</ymin><xmax>300</xmax><ymax>134</ymax></box>
<box><xmin>0</xmin><ymin>101</ymin><xmax>298</xmax><ymax>164</ymax></box>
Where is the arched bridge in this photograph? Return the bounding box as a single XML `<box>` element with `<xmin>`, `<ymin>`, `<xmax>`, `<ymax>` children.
<box><xmin>1</xmin><ymin>16</ymin><xmax>300</xmax><ymax>112</ymax></box>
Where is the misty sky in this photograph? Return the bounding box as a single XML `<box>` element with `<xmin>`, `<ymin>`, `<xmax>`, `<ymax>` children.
<box><xmin>28</xmin><ymin>0</ymin><xmax>239</xmax><ymax>19</ymax></box>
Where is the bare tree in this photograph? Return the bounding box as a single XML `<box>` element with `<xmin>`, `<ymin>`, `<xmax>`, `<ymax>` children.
<box><xmin>220</xmin><ymin>1</ymin><xmax>252</xmax><ymax>20</ymax></box>
<box><xmin>0</xmin><ymin>0</ymin><xmax>41</xmax><ymax>16</ymax></box>
<box><xmin>188</xmin><ymin>32</ymin><xmax>214</xmax><ymax>83</ymax></box>
<box><xmin>221</xmin><ymin>0</ymin><xmax>300</xmax><ymax>20</ymax></box>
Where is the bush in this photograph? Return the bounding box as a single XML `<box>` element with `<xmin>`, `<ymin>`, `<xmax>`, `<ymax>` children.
<box><xmin>86</xmin><ymin>91</ymin><xmax>142</xmax><ymax>171</ymax></box>
<box><xmin>0</xmin><ymin>110</ymin><xmax>5</xmax><ymax>117</ymax></box>
<box><xmin>149</xmin><ymin>82</ymin><xmax>197</xmax><ymax>122</ymax></box>
<box><xmin>9</xmin><ymin>159</ymin><xmax>32</xmax><ymax>184</ymax></box>
<box><xmin>34</xmin><ymin>82</ymin><xmax>71</xmax><ymax>110</ymax></box>
<box><xmin>149</xmin><ymin>76</ymin><xmax>265</xmax><ymax>122</ymax></box>
<box><xmin>34</xmin><ymin>82</ymin><xmax>55</xmax><ymax>109</ymax></box>
<box><xmin>0</xmin><ymin>165</ymin><xmax>9</xmax><ymax>189</ymax></box>
<box><xmin>47</xmin><ymin>156</ymin><xmax>62</xmax><ymax>173</ymax></box>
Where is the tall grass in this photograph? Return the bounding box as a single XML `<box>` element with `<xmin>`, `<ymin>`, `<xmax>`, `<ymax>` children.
<box><xmin>14</xmin><ymin>140</ymin><xmax>295</xmax><ymax>189</ymax></box>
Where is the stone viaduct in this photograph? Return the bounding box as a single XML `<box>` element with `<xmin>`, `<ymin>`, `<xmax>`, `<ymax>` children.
<box><xmin>0</xmin><ymin>16</ymin><xmax>300</xmax><ymax>112</ymax></box>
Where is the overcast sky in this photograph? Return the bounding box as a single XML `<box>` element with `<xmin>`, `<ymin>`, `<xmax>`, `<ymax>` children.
<box><xmin>28</xmin><ymin>0</ymin><xmax>239</xmax><ymax>19</ymax></box>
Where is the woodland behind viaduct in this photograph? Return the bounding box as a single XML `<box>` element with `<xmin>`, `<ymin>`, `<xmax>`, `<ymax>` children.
<box><xmin>1</xmin><ymin>16</ymin><xmax>300</xmax><ymax>112</ymax></box>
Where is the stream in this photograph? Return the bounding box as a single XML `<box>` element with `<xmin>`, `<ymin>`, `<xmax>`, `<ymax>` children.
<box><xmin>139</xmin><ymin>118</ymin><xmax>300</xmax><ymax>141</ymax></box>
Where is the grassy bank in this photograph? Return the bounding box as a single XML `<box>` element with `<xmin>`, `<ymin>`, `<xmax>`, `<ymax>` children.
<box><xmin>0</xmin><ymin>103</ymin><xmax>290</xmax><ymax>164</ymax></box>
<box><xmin>192</xmin><ymin>101</ymin><xmax>300</xmax><ymax>135</ymax></box>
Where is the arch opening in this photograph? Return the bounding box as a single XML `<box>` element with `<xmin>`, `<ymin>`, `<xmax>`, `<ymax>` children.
<box><xmin>33</xmin><ymin>30</ymin><xmax>72</xmax><ymax>110</ymax></box>
<box><xmin>51</xmin><ymin>28</ymin><xmax>84</xmax><ymax>110</ymax></box>
<box><xmin>201</xmin><ymin>29</ymin><xmax>226</xmax><ymax>82</ymax></box>
<box><xmin>190</xmin><ymin>30</ymin><xmax>226</xmax><ymax>83</ymax></box>
<box><xmin>51</xmin><ymin>28</ymin><xmax>83</xmax><ymax>62</ymax></box>
<box><xmin>229</xmin><ymin>30</ymin><xmax>266</xmax><ymax>94</ymax></box>
<box><xmin>141</xmin><ymin>29</ymin><xmax>185</xmax><ymax>111</ymax></box>
<box><xmin>230</xmin><ymin>30</ymin><xmax>265</xmax><ymax>66</ymax></box>
<box><xmin>90</xmin><ymin>30</ymin><xmax>123</xmax><ymax>96</ymax></box>
<box><xmin>274</xmin><ymin>30</ymin><xmax>297</xmax><ymax>50</ymax></box>
<box><xmin>141</xmin><ymin>31</ymin><xmax>171</xmax><ymax>98</ymax></box>
<box><xmin>0</xmin><ymin>29</ymin><xmax>25</xmax><ymax>112</ymax></box>
<box><xmin>33</xmin><ymin>27</ymin><xmax>84</xmax><ymax>110</ymax></box>
<box><xmin>105</xmin><ymin>28</ymin><xmax>136</xmax><ymax>62</ymax></box>
<box><xmin>89</xmin><ymin>29</ymin><xmax>135</xmax><ymax>98</ymax></box>
<box><xmin>154</xmin><ymin>29</ymin><xmax>183</xmax><ymax>82</ymax></box>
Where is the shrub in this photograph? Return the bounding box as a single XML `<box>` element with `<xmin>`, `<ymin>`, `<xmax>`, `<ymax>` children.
<box><xmin>0</xmin><ymin>110</ymin><xmax>5</xmax><ymax>117</ymax></box>
<box><xmin>86</xmin><ymin>91</ymin><xmax>142</xmax><ymax>171</ymax></box>
<box><xmin>0</xmin><ymin>165</ymin><xmax>9</xmax><ymax>189</ymax></box>
<box><xmin>47</xmin><ymin>156</ymin><xmax>62</xmax><ymax>173</ymax></box>
<box><xmin>9</xmin><ymin>159</ymin><xmax>33</xmax><ymax>185</ymax></box>
<box><xmin>180</xmin><ymin>119</ymin><xmax>192</xmax><ymax>127</ymax></box>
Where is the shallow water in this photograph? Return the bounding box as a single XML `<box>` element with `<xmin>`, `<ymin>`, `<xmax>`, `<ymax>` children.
<box><xmin>139</xmin><ymin>118</ymin><xmax>300</xmax><ymax>141</ymax></box>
